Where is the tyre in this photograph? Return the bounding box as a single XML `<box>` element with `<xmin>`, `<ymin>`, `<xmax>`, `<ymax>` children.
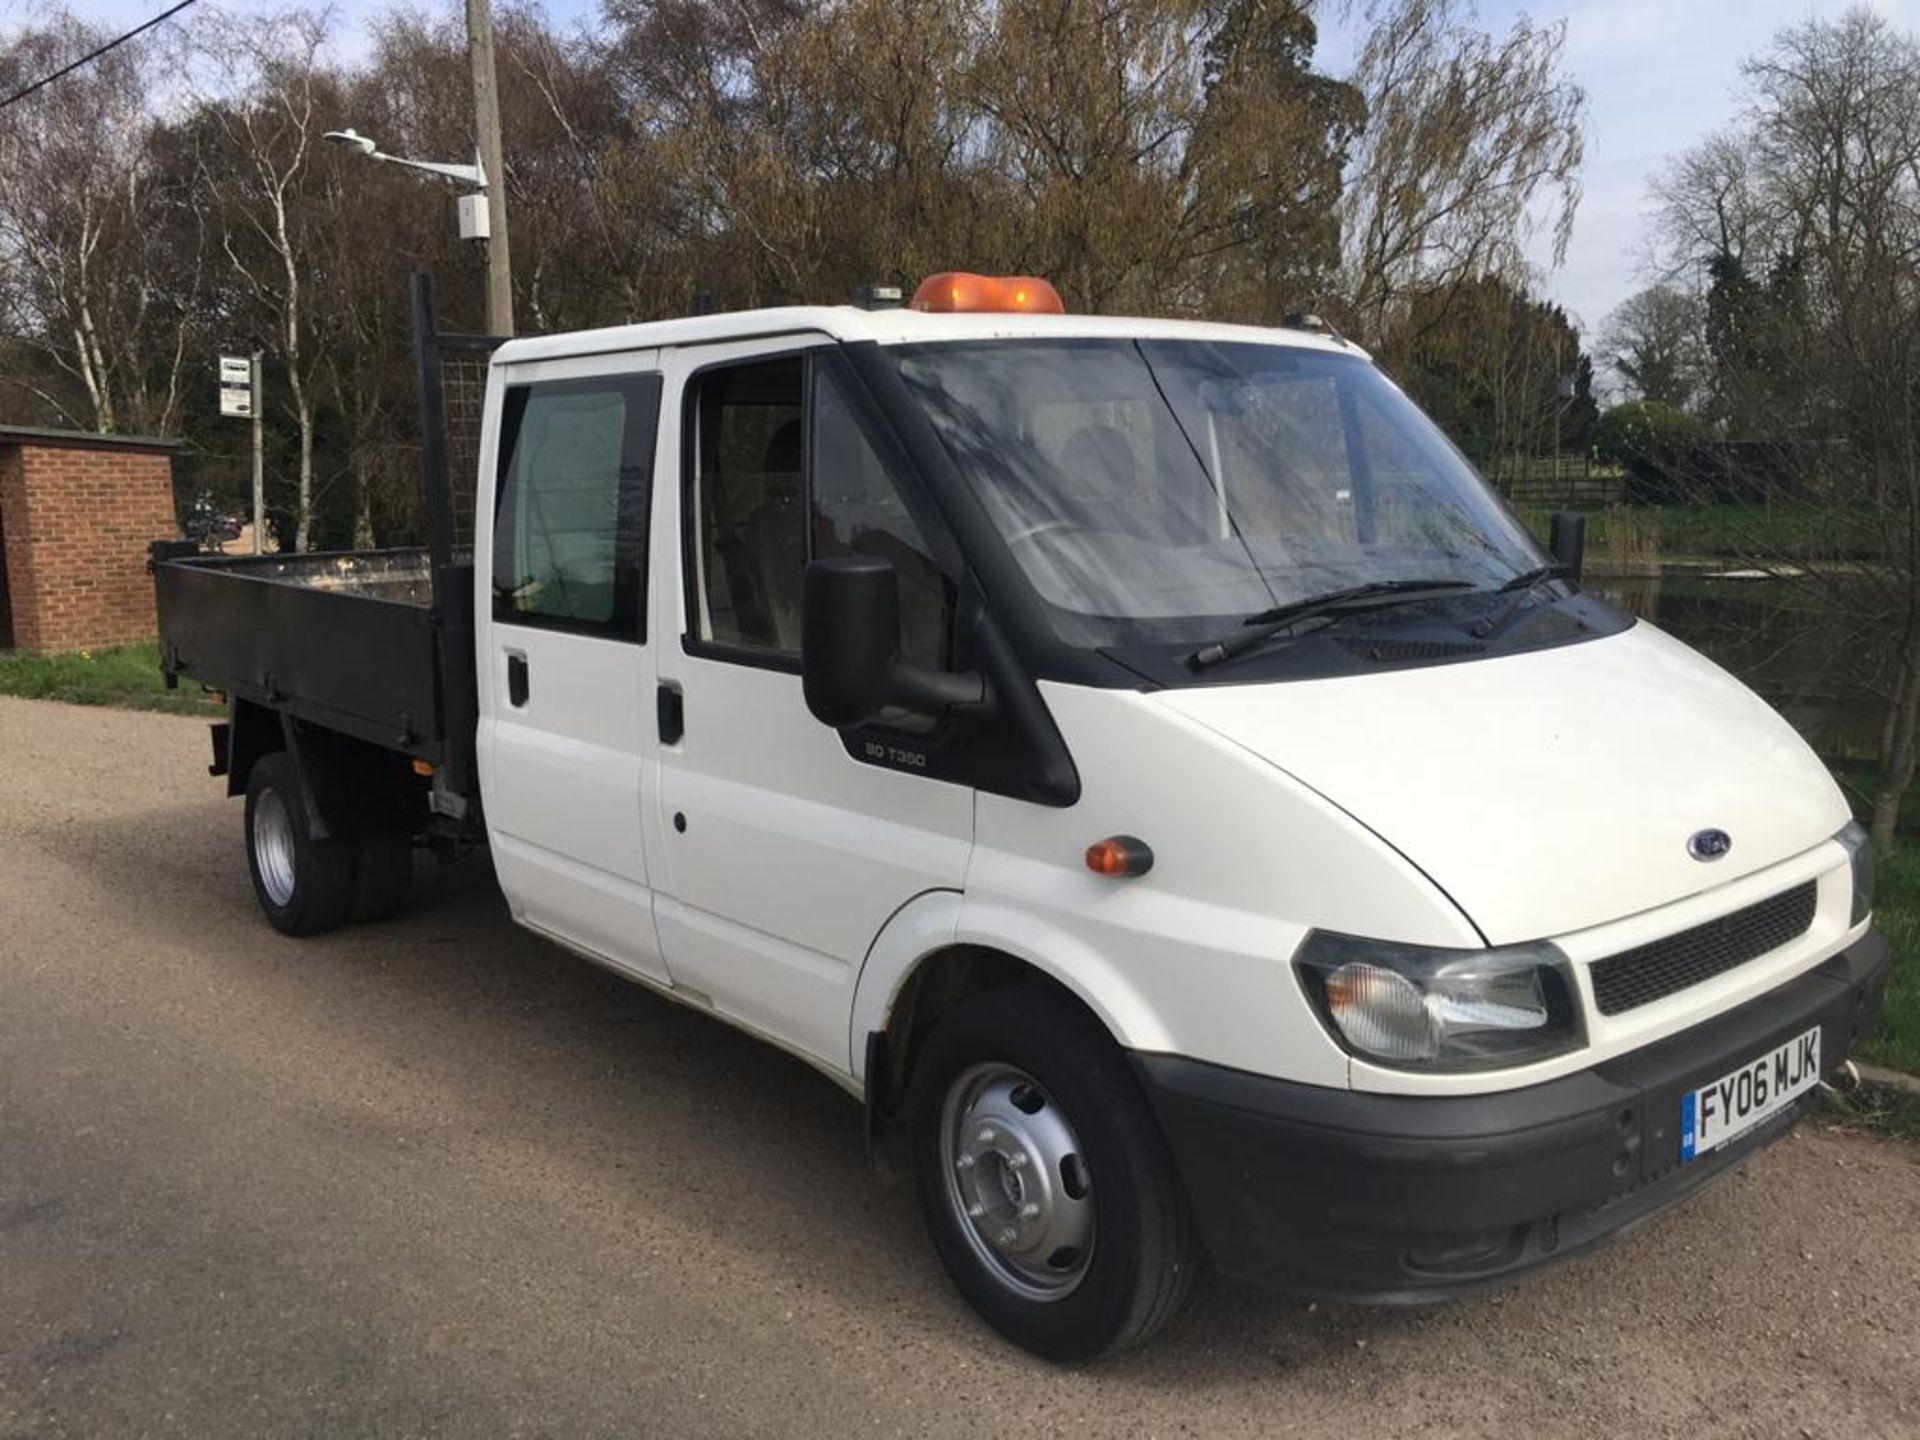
<box><xmin>908</xmin><ymin>985</ymin><xmax>1199</xmax><ymax>1361</ymax></box>
<box><xmin>350</xmin><ymin>828</ymin><xmax>414</xmax><ymax>923</ymax></box>
<box><xmin>244</xmin><ymin>752</ymin><xmax>354</xmax><ymax>937</ymax></box>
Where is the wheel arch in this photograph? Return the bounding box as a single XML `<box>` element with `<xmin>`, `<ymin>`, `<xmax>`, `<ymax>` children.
<box><xmin>224</xmin><ymin>698</ymin><xmax>285</xmax><ymax>799</ymax></box>
<box><xmin>229</xmin><ymin>701</ymin><xmax>422</xmax><ymax>842</ymax></box>
<box><xmin>852</xmin><ymin>893</ymin><xmax>1178</xmax><ymax>1156</ymax></box>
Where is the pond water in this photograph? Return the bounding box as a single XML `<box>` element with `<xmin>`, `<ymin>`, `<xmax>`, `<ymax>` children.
<box><xmin>1595</xmin><ymin>571</ymin><xmax>1884</xmax><ymax>763</ymax></box>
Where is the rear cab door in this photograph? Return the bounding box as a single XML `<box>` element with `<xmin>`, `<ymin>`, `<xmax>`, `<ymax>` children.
<box><xmin>646</xmin><ymin>334</ymin><xmax>974</xmax><ymax>1074</ymax></box>
<box><xmin>476</xmin><ymin>348</ymin><xmax>669</xmax><ymax>982</ymax></box>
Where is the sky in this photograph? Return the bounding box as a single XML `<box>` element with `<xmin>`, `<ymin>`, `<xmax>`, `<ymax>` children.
<box><xmin>6</xmin><ymin>0</ymin><xmax>1917</xmax><ymax>337</ymax></box>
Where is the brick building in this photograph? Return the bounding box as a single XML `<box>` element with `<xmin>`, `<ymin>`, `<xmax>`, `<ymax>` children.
<box><xmin>0</xmin><ymin>426</ymin><xmax>180</xmax><ymax>655</ymax></box>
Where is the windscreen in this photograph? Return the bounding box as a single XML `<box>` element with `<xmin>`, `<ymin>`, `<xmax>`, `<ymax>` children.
<box><xmin>892</xmin><ymin>339</ymin><xmax>1544</xmax><ymax>646</ymax></box>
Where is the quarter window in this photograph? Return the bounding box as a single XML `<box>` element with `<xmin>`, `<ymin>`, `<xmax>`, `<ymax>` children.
<box><xmin>493</xmin><ymin>374</ymin><xmax>660</xmax><ymax>639</ymax></box>
<box><xmin>688</xmin><ymin>355</ymin><xmax>951</xmax><ymax>671</ymax></box>
<box><xmin>688</xmin><ymin>357</ymin><xmax>807</xmax><ymax>653</ymax></box>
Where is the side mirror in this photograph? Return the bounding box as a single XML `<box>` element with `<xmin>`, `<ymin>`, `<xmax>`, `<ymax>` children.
<box><xmin>802</xmin><ymin>555</ymin><xmax>985</xmax><ymax>728</ymax></box>
<box><xmin>1548</xmin><ymin>510</ymin><xmax>1586</xmax><ymax>582</ymax></box>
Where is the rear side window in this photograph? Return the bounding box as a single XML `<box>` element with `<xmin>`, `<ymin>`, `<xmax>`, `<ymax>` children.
<box><xmin>493</xmin><ymin>373</ymin><xmax>661</xmax><ymax>639</ymax></box>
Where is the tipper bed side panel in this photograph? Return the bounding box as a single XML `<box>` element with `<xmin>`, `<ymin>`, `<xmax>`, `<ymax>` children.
<box><xmin>155</xmin><ymin>550</ymin><xmax>448</xmax><ymax>758</ymax></box>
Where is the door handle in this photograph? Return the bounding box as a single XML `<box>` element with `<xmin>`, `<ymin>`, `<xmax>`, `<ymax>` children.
<box><xmin>506</xmin><ymin>652</ymin><xmax>530</xmax><ymax>708</ymax></box>
<box><xmin>657</xmin><ymin>682</ymin><xmax>684</xmax><ymax>744</ymax></box>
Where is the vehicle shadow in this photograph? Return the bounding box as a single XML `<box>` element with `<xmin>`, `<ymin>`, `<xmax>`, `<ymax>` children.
<box><xmin>45</xmin><ymin>796</ymin><xmax>1594</xmax><ymax>1387</ymax></box>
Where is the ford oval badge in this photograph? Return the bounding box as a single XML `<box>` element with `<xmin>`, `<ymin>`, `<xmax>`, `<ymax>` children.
<box><xmin>1688</xmin><ymin>828</ymin><xmax>1733</xmax><ymax>862</ymax></box>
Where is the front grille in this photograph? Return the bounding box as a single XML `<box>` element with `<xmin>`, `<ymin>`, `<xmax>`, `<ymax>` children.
<box><xmin>1589</xmin><ymin>881</ymin><xmax>1818</xmax><ymax>1016</ymax></box>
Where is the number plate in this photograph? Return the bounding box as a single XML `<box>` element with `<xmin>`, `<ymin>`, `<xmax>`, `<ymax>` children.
<box><xmin>1680</xmin><ymin>1026</ymin><xmax>1821</xmax><ymax>1162</ymax></box>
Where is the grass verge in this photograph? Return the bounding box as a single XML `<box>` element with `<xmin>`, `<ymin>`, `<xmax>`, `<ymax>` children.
<box><xmin>1861</xmin><ymin>844</ymin><xmax>1920</xmax><ymax>1076</ymax></box>
<box><xmin>0</xmin><ymin>642</ymin><xmax>219</xmax><ymax>716</ymax></box>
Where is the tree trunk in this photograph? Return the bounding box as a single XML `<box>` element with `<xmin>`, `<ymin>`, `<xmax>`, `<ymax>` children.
<box><xmin>1871</xmin><ymin>622</ymin><xmax>1920</xmax><ymax>847</ymax></box>
<box><xmin>352</xmin><ymin>464</ymin><xmax>374</xmax><ymax>550</ymax></box>
<box><xmin>292</xmin><ymin>381</ymin><xmax>315</xmax><ymax>553</ymax></box>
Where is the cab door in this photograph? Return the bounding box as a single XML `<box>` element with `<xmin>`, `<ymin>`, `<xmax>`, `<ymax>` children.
<box><xmin>648</xmin><ymin>339</ymin><xmax>973</xmax><ymax>1072</ymax></box>
<box><xmin>477</xmin><ymin>353</ymin><xmax>669</xmax><ymax>982</ymax></box>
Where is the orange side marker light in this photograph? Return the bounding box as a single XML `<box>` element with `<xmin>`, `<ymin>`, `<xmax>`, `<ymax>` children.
<box><xmin>1085</xmin><ymin>835</ymin><xmax>1154</xmax><ymax>878</ymax></box>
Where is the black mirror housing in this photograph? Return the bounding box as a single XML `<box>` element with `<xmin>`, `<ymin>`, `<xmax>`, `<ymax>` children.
<box><xmin>802</xmin><ymin>555</ymin><xmax>985</xmax><ymax>729</ymax></box>
<box><xmin>803</xmin><ymin>555</ymin><xmax>901</xmax><ymax>727</ymax></box>
<box><xmin>1548</xmin><ymin>510</ymin><xmax>1586</xmax><ymax>581</ymax></box>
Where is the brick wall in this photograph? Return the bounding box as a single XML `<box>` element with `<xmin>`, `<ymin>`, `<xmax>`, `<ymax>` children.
<box><xmin>0</xmin><ymin>439</ymin><xmax>178</xmax><ymax>655</ymax></box>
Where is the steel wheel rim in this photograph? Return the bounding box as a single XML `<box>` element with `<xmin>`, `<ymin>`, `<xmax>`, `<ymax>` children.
<box><xmin>253</xmin><ymin>787</ymin><xmax>297</xmax><ymax>907</ymax></box>
<box><xmin>939</xmin><ymin>1063</ymin><xmax>1094</xmax><ymax>1301</ymax></box>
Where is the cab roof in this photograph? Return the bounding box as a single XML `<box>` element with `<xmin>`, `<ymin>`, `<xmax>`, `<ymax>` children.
<box><xmin>491</xmin><ymin>304</ymin><xmax>1366</xmax><ymax>367</ymax></box>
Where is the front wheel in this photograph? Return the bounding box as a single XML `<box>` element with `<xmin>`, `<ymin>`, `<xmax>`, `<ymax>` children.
<box><xmin>909</xmin><ymin>985</ymin><xmax>1199</xmax><ymax>1361</ymax></box>
<box><xmin>245</xmin><ymin>752</ymin><xmax>353</xmax><ymax>937</ymax></box>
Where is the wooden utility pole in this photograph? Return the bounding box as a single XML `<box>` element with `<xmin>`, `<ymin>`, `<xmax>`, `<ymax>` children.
<box><xmin>466</xmin><ymin>0</ymin><xmax>514</xmax><ymax>337</ymax></box>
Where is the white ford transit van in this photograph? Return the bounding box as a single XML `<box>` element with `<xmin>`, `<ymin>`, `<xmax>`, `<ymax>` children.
<box><xmin>154</xmin><ymin>271</ymin><xmax>1890</xmax><ymax>1360</ymax></box>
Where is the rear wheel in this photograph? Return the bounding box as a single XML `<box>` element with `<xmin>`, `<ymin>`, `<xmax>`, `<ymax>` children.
<box><xmin>245</xmin><ymin>752</ymin><xmax>353</xmax><ymax>937</ymax></box>
<box><xmin>909</xmin><ymin>985</ymin><xmax>1199</xmax><ymax>1361</ymax></box>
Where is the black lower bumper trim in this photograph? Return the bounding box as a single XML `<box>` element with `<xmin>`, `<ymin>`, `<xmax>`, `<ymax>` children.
<box><xmin>1134</xmin><ymin>929</ymin><xmax>1890</xmax><ymax>1303</ymax></box>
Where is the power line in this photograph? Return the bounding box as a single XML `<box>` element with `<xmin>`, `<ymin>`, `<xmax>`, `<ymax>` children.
<box><xmin>0</xmin><ymin>0</ymin><xmax>201</xmax><ymax>113</ymax></box>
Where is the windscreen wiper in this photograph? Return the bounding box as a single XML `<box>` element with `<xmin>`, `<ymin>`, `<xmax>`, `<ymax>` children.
<box><xmin>1470</xmin><ymin>562</ymin><xmax>1576</xmax><ymax>639</ymax></box>
<box><xmin>1188</xmin><ymin>578</ymin><xmax>1480</xmax><ymax>671</ymax></box>
<box><xmin>1491</xmin><ymin>562</ymin><xmax>1571</xmax><ymax>594</ymax></box>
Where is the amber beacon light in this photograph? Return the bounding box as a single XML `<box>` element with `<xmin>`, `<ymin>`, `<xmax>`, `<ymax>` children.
<box><xmin>910</xmin><ymin>272</ymin><xmax>1065</xmax><ymax>315</ymax></box>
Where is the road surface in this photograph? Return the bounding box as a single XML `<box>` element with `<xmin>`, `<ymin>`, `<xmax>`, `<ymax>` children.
<box><xmin>2</xmin><ymin>696</ymin><xmax>1917</xmax><ymax>1438</ymax></box>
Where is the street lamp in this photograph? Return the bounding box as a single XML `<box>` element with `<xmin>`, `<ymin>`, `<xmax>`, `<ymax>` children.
<box><xmin>323</xmin><ymin>127</ymin><xmax>487</xmax><ymax>190</ymax></box>
<box><xmin>325</xmin><ymin>124</ymin><xmax>512</xmax><ymax>335</ymax></box>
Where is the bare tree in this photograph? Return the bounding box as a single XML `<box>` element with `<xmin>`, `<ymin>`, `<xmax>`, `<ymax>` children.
<box><xmin>189</xmin><ymin>8</ymin><xmax>338</xmax><ymax>552</ymax></box>
<box><xmin>0</xmin><ymin>15</ymin><xmax>201</xmax><ymax>434</ymax></box>
<box><xmin>0</xmin><ymin>0</ymin><xmax>1595</xmax><ymax>551</ymax></box>
<box><xmin>1655</xmin><ymin>9</ymin><xmax>1920</xmax><ymax>845</ymax></box>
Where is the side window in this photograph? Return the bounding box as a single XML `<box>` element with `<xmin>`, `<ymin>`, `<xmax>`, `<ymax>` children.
<box><xmin>493</xmin><ymin>373</ymin><xmax>660</xmax><ymax>639</ymax></box>
<box><xmin>688</xmin><ymin>354</ymin><xmax>954</xmax><ymax>676</ymax></box>
<box><xmin>811</xmin><ymin>368</ymin><xmax>951</xmax><ymax>672</ymax></box>
<box><xmin>689</xmin><ymin>357</ymin><xmax>806</xmax><ymax>653</ymax></box>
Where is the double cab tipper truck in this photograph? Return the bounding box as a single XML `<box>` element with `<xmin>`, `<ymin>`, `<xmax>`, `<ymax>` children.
<box><xmin>152</xmin><ymin>271</ymin><xmax>1889</xmax><ymax>1359</ymax></box>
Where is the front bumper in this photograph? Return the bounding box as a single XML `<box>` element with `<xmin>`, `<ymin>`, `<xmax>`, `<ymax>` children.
<box><xmin>1134</xmin><ymin>929</ymin><xmax>1890</xmax><ymax>1303</ymax></box>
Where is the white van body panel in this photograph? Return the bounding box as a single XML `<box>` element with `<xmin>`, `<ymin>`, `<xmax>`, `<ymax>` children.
<box><xmin>490</xmin><ymin>304</ymin><xmax>1362</xmax><ymax>367</ymax></box>
<box><xmin>1159</xmin><ymin>622</ymin><xmax>1850</xmax><ymax>947</ymax></box>
<box><xmin>959</xmin><ymin>684</ymin><xmax>1492</xmax><ymax>1087</ymax></box>
<box><xmin>844</xmin><ymin>888</ymin><xmax>1218</xmax><ymax>1083</ymax></box>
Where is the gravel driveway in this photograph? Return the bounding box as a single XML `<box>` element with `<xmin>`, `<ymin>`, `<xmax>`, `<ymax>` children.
<box><xmin>1</xmin><ymin>695</ymin><xmax>1917</xmax><ymax>1439</ymax></box>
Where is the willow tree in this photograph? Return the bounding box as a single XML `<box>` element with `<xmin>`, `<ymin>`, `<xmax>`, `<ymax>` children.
<box><xmin>1338</xmin><ymin>0</ymin><xmax>1585</xmax><ymax>359</ymax></box>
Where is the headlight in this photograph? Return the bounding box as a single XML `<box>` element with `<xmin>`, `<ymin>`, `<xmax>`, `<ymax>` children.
<box><xmin>1838</xmin><ymin>821</ymin><xmax>1875</xmax><ymax>926</ymax></box>
<box><xmin>1294</xmin><ymin>932</ymin><xmax>1583</xmax><ymax>1071</ymax></box>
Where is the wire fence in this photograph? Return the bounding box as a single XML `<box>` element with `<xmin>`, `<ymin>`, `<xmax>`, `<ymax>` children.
<box><xmin>438</xmin><ymin>345</ymin><xmax>495</xmax><ymax>553</ymax></box>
